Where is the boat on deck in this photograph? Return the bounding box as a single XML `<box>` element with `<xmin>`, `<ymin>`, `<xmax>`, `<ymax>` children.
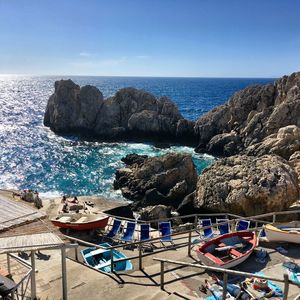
<box><xmin>81</xmin><ymin>242</ymin><xmax>133</xmax><ymax>273</ymax></box>
<box><xmin>265</xmin><ymin>222</ymin><xmax>300</xmax><ymax>244</ymax></box>
<box><xmin>51</xmin><ymin>213</ymin><xmax>109</xmax><ymax>231</ymax></box>
<box><xmin>195</xmin><ymin>231</ymin><xmax>257</xmax><ymax>269</ymax></box>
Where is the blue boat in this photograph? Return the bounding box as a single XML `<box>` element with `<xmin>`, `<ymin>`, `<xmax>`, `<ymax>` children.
<box><xmin>80</xmin><ymin>242</ymin><xmax>133</xmax><ymax>273</ymax></box>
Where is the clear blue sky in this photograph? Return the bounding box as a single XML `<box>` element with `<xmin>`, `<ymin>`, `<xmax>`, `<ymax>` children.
<box><xmin>0</xmin><ymin>0</ymin><xmax>300</xmax><ymax>77</ymax></box>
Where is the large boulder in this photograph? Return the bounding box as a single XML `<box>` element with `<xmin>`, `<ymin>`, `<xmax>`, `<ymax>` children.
<box><xmin>194</xmin><ymin>155</ymin><xmax>300</xmax><ymax>216</ymax></box>
<box><xmin>194</xmin><ymin>71</ymin><xmax>300</xmax><ymax>156</ymax></box>
<box><xmin>44</xmin><ymin>80</ymin><xmax>194</xmax><ymax>142</ymax></box>
<box><xmin>114</xmin><ymin>153</ymin><xmax>198</xmax><ymax>210</ymax></box>
<box><xmin>245</xmin><ymin>125</ymin><xmax>300</xmax><ymax>159</ymax></box>
<box><xmin>44</xmin><ymin>80</ymin><xmax>104</xmax><ymax>133</ymax></box>
<box><xmin>139</xmin><ymin>205</ymin><xmax>172</xmax><ymax>221</ymax></box>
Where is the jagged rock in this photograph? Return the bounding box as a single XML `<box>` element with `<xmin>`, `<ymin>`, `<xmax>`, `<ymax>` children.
<box><xmin>121</xmin><ymin>154</ymin><xmax>148</xmax><ymax>166</ymax></box>
<box><xmin>194</xmin><ymin>72</ymin><xmax>300</xmax><ymax>156</ymax></box>
<box><xmin>176</xmin><ymin>191</ymin><xmax>201</xmax><ymax>216</ymax></box>
<box><xmin>207</xmin><ymin>131</ymin><xmax>242</xmax><ymax>156</ymax></box>
<box><xmin>195</xmin><ymin>155</ymin><xmax>300</xmax><ymax>216</ymax></box>
<box><xmin>139</xmin><ymin>205</ymin><xmax>172</xmax><ymax>221</ymax></box>
<box><xmin>44</xmin><ymin>81</ymin><xmax>193</xmax><ymax>142</ymax></box>
<box><xmin>289</xmin><ymin>151</ymin><xmax>300</xmax><ymax>184</ymax></box>
<box><xmin>114</xmin><ymin>153</ymin><xmax>198</xmax><ymax>210</ymax></box>
<box><xmin>44</xmin><ymin>80</ymin><xmax>104</xmax><ymax>133</ymax></box>
<box><xmin>246</xmin><ymin>125</ymin><xmax>300</xmax><ymax>159</ymax></box>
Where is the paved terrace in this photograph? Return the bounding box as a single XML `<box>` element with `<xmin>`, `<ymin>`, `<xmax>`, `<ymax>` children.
<box><xmin>1</xmin><ymin>231</ymin><xmax>299</xmax><ymax>300</ymax></box>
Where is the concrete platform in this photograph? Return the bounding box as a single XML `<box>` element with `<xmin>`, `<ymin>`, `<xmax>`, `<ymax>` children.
<box><xmin>1</xmin><ymin>238</ymin><xmax>299</xmax><ymax>299</ymax></box>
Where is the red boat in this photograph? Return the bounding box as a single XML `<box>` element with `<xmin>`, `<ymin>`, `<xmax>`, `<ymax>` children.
<box><xmin>195</xmin><ymin>231</ymin><xmax>257</xmax><ymax>269</ymax></box>
<box><xmin>51</xmin><ymin>213</ymin><xmax>109</xmax><ymax>231</ymax></box>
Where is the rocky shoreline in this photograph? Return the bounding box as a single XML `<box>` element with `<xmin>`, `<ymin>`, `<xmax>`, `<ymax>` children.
<box><xmin>44</xmin><ymin>71</ymin><xmax>300</xmax><ymax>219</ymax></box>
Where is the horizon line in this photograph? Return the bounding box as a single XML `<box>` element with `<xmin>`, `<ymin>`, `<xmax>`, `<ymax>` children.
<box><xmin>0</xmin><ymin>73</ymin><xmax>279</xmax><ymax>79</ymax></box>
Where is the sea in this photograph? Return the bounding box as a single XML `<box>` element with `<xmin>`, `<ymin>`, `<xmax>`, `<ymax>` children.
<box><xmin>0</xmin><ymin>76</ymin><xmax>275</xmax><ymax>200</ymax></box>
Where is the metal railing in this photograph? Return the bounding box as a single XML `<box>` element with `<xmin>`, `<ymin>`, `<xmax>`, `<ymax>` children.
<box><xmin>64</xmin><ymin>209</ymin><xmax>300</xmax><ymax>298</ymax></box>
<box><xmin>65</xmin><ymin>217</ymin><xmax>262</xmax><ymax>273</ymax></box>
<box><xmin>6</xmin><ymin>253</ymin><xmax>34</xmax><ymax>300</ymax></box>
<box><xmin>153</xmin><ymin>258</ymin><xmax>300</xmax><ymax>300</ymax></box>
<box><xmin>104</xmin><ymin>209</ymin><xmax>300</xmax><ymax>231</ymax></box>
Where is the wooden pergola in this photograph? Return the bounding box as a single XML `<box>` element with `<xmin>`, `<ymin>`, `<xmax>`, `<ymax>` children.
<box><xmin>0</xmin><ymin>232</ymin><xmax>76</xmax><ymax>300</ymax></box>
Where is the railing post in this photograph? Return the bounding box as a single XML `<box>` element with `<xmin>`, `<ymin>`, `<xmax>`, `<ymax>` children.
<box><xmin>283</xmin><ymin>273</ymin><xmax>289</xmax><ymax>300</ymax></box>
<box><xmin>222</xmin><ymin>273</ymin><xmax>228</xmax><ymax>300</ymax></box>
<box><xmin>272</xmin><ymin>214</ymin><xmax>276</xmax><ymax>223</ymax></box>
<box><xmin>188</xmin><ymin>231</ymin><xmax>192</xmax><ymax>257</ymax></box>
<box><xmin>74</xmin><ymin>246</ymin><xmax>78</xmax><ymax>261</ymax></box>
<box><xmin>194</xmin><ymin>215</ymin><xmax>198</xmax><ymax>229</ymax></box>
<box><xmin>110</xmin><ymin>249</ymin><xmax>114</xmax><ymax>273</ymax></box>
<box><xmin>139</xmin><ymin>244</ymin><xmax>143</xmax><ymax>270</ymax></box>
<box><xmin>160</xmin><ymin>261</ymin><xmax>165</xmax><ymax>290</ymax></box>
<box><xmin>30</xmin><ymin>251</ymin><xmax>37</xmax><ymax>300</ymax></box>
<box><xmin>7</xmin><ymin>253</ymin><xmax>11</xmax><ymax>274</ymax></box>
<box><xmin>61</xmin><ymin>246</ymin><xmax>67</xmax><ymax>300</ymax></box>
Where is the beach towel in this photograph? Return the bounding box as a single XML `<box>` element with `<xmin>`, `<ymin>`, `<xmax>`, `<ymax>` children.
<box><xmin>282</xmin><ymin>261</ymin><xmax>300</xmax><ymax>284</ymax></box>
<box><xmin>254</xmin><ymin>272</ymin><xmax>283</xmax><ymax>298</ymax></box>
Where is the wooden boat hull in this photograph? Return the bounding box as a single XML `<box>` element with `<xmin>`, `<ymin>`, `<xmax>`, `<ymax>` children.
<box><xmin>195</xmin><ymin>231</ymin><xmax>257</xmax><ymax>269</ymax></box>
<box><xmin>265</xmin><ymin>223</ymin><xmax>300</xmax><ymax>244</ymax></box>
<box><xmin>51</xmin><ymin>214</ymin><xmax>109</xmax><ymax>231</ymax></box>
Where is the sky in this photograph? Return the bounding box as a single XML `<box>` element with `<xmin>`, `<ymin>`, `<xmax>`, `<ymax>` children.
<box><xmin>0</xmin><ymin>0</ymin><xmax>300</xmax><ymax>77</ymax></box>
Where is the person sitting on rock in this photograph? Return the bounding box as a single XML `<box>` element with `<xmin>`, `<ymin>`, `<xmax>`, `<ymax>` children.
<box><xmin>62</xmin><ymin>202</ymin><xmax>69</xmax><ymax>213</ymax></box>
<box><xmin>61</xmin><ymin>195</ymin><xmax>67</xmax><ymax>203</ymax></box>
<box><xmin>69</xmin><ymin>196</ymin><xmax>79</xmax><ymax>204</ymax></box>
<box><xmin>33</xmin><ymin>191</ymin><xmax>43</xmax><ymax>209</ymax></box>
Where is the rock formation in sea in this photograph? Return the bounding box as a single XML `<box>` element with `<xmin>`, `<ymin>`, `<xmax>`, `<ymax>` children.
<box><xmin>44</xmin><ymin>72</ymin><xmax>300</xmax><ymax>217</ymax></box>
<box><xmin>113</xmin><ymin>153</ymin><xmax>198</xmax><ymax>219</ymax></box>
<box><xmin>195</xmin><ymin>72</ymin><xmax>300</xmax><ymax>156</ymax></box>
<box><xmin>44</xmin><ymin>79</ymin><xmax>195</xmax><ymax>143</ymax></box>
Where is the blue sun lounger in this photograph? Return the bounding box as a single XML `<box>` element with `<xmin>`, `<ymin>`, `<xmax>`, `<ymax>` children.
<box><xmin>103</xmin><ymin>219</ymin><xmax>122</xmax><ymax>240</ymax></box>
<box><xmin>121</xmin><ymin>221</ymin><xmax>136</xmax><ymax>242</ymax></box>
<box><xmin>236</xmin><ymin>219</ymin><xmax>250</xmax><ymax>231</ymax></box>
<box><xmin>192</xmin><ymin>218</ymin><xmax>214</xmax><ymax>244</ymax></box>
<box><xmin>140</xmin><ymin>224</ymin><xmax>150</xmax><ymax>242</ymax></box>
<box><xmin>200</xmin><ymin>218</ymin><xmax>214</xmax><ymax>240</ymax></box>
<box><xmin>216</xmin><ymin>218</ymin><xmax>230</xmax><ymax>235</ymax></box>
<box><xmin>160</xmin><ymin>222</ymin><xmax>174</xmax><ymax>246</ymax></box>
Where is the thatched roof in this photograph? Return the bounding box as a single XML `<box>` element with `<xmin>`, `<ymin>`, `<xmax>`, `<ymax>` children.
<box><xmin>0</xmin><ymin>232</ymin><xmax>64</xmax><ymax>253</ymax></box>
<box><xmin>0</xmin><ymin>196</ymin><xmax>45</xmax><ymax>232</ymax></box>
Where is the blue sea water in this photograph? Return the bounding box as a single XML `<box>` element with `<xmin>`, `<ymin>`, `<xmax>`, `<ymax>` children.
<box><xmin>0</xmin><ymin>75</ymin><xmax>275</xmax><ymax>199</ymax></box>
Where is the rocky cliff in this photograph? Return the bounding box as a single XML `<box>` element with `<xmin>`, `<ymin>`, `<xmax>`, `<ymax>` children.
<box><xmin>195</xmin><ymin>72</ymin><xmax>300</xmax><ymax>156</ymax></box>
<box><xmin>45</xmin><ymin>72</ymin><xmax>300</xmax><ymax>217</ymax></box>
<box><xmin>44</xmin><ymin>79</ymin><xmax>194</xmax><ymax>143</ymax></box>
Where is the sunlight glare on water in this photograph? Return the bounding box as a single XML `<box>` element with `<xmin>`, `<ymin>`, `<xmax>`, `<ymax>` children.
<box><xmin>0</xmin><ymin>75</ymin><xmax>274</xmax><ymax>199</ymax></box>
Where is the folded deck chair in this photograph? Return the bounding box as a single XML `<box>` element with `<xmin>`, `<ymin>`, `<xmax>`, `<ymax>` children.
<box><xmin>160</xmin><ymin>222</ymin><xmax>174</xmax><ymax>246</ymax></box>
<box><xmin>140</xmin><ymin>224</ymin><xmax>150</xmax><ymax>242</ymax></box>
<box><xmin>192</xmin><ymin>218</ymin><xmax>214</xmax><ymax>244</ymax></box>
<box><xmin>139</xmin><ymin>223</ymin><xmax>154</xmax><ymax>251</ymax></box>
<box><xmin>103</xmin><ymin>219</ymin><xmax>122</xmax><ymax>240</ymax></box>
<box><xmin>121</xmin><ymin>221</ymin><xmax>136</xmax><ymax>243</ymax></box>
<box><xmin>236</xmin><ymin>219</ymin><xmax>250</xmax><ymax>231</ymax></box>
<box><xmin>200</xmin><ymin>218</ymin><xmax>214</xmax><ymax>240</ymax></box>
<box><xmin>216</xmin><ymin>218</ymin><xmax>230</xmax><ymax>235</ymax></box>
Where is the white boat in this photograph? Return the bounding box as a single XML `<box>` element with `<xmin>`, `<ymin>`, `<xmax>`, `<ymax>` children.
<box><xmin>195</xmin><ymin>231</ymin><xmax>257</xmax><ymax>269</ymax></box>
<box><xmin>265</xmin><ymin>222</ymin><xmax>300</xmax><ymax>244</ymax></box>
